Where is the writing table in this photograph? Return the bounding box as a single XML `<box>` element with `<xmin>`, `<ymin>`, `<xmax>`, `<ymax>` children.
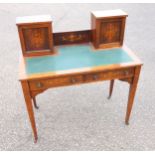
<box><xmin>17</xmin><ymin>10</ymin><xmax>143</xmax><ymax>142</ymax></box>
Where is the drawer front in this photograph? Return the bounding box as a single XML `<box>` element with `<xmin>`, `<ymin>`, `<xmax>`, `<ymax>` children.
<box><xmin>29</xmin><ymin>68</ymin><xmax>134</xmax><ymax>91</ymax></box>
<box><xmin>84</xmin><ymin>68</ymin><xmax>134</xmax><ymax>82</ymax></box>
<box><xmin>29</xmin><ymin>75</ymin><xmax>83</xmax><ymax>91</ymax></box>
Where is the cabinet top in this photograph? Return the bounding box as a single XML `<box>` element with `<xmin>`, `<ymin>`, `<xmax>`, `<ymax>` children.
<box><xmin>16</xmin><ymin>14</ymin><xmax>52</xmax><ymax>25</ymax></box>
<box><xmin>91</xmin><ymin>9</ymin><xmax>128</xmax><ymax>18</ymax></box>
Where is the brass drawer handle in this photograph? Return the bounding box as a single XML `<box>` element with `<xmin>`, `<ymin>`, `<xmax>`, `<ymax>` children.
<box><xmin>36</xmin><ymin>82</ymin><xmax>43</xmax><ymax>88</ymax></box>
<box><xmin>124</xmin><ymin>70</ymin><xmax>129</xmax><ymax>76</ymax></box>
<box><xmin>93</xmin><ymin>74</ymin><xmax>99</xmax><ymax>80</ymax></box>
<box><xmin>71</xmin><ymin>78</ymin><xmax>77</xmax><ymax>83</ymax></box>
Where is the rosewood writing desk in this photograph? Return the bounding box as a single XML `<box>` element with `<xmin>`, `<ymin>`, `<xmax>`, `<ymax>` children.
<box><xmin>16</xmin><ymin>10</ymin><xmax>143</xmax><ymax>142</ymax></box>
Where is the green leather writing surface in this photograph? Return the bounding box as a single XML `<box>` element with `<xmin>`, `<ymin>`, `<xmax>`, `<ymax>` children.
<box><xmin>25</xmin><ymin>44</ymin><xmax>133</xmax><ymax>75</ymax></box>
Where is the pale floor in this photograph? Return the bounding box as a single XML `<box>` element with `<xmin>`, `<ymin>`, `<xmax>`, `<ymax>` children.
<box><xmin>0</xmin><ymin>3</ymin><xmax>155</xmax><ymax>150</ymax></box>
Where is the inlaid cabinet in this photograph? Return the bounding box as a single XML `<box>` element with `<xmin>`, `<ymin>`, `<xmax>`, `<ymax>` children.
<box><xmin>91</xmin><ymin>9</ymin><xmax>128</xmax><ymax>49</ymax></box>
<box><xmin>16</xmin><ymin>15</ymin><xmax>54</xmax><ymax>56</ymax></box>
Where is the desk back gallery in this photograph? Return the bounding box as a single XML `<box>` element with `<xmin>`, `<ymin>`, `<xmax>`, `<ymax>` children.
<box><xmin>16</xmin><ymin>9</ymin><xmax>127</xmax><ymax>56</ymax></box>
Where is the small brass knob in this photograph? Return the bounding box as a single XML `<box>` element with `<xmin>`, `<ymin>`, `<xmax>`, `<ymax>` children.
<box><xmin>36</xmin><ymin>82</ymin><xmax>43</xmax><ymax>88</ymax></box>
<box><xmin>93</xmin><ymin>74</ymin><xmax>99</xmax><ymax>80</ymax></box>
<box><xmin>71</xmin><ymin>78</ymin><xmax>76</xmax><ymax>83</ymax></box>
<box><xmin>125</xmin><ymin>70</ymin><xmax>129</xmax><ymax>75</ymax></box>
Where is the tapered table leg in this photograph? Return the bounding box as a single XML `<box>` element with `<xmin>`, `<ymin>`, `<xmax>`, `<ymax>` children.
<box><xmin>21</xmin><ymin>81</ymin><xmax>38</xmax><ymax>143</ymax></box>
<box><xmin>32</xmin><ymin>97</ymin><xmax>39</xmax><ymax>109</ymax></box>
<box><xmin>108</xmin><ymin>80</ymin><xmax>114</xmax><ymax>99</ymax></box>
<box><xmin>125</xmin><ymin>66</ymin><xmax>141</xmax><ymax>125</ymax></box>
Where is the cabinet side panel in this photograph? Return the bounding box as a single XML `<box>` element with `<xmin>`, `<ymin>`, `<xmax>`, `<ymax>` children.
<box><xmin>91</xmin><ymin>14</ymin><xmax>97</xmax><ymax>48</ymax></box>
<box><xmin>120</xmin><ymin>17</ymin><xmax>126</xmax><ymax>46</ymax></box>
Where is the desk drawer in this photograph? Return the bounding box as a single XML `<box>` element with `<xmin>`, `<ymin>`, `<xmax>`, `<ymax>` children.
<box><xmin>29</xmin><ymin>75</ymin><xmax>83</xmax><ymax>90</ymax></box>
<box><xmin>29</xmin><ymin>68</ymin><xmax>134</xmax><ymax>91</ymax></box>
<box><xmin>84</xmin><ymin>68</ymin><xmax>134</xmax><ymax>82</ymax></box>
